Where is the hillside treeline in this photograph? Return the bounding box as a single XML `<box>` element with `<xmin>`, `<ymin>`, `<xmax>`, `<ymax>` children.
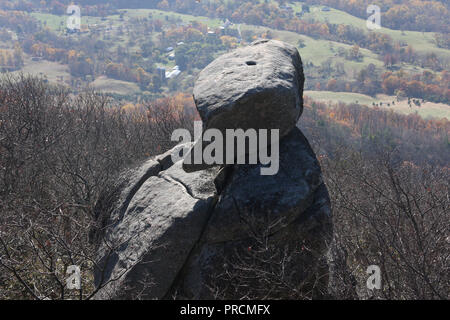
<box><xmin>5</xmin><ymin>0</ymin><xmax>448</xmax><ymax>34</ymax></box>
<box><xmin>302</xmin><ymin>0</ymin><xmax>449</xmax><ymax>33</ymax></box>
<box><xmin>2</xmin><ymin>1</ymin><xmax>448</xmax><ymax>103</ymax></box>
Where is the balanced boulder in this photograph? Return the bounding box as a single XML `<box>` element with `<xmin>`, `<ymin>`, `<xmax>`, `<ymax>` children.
<box><xmin>183</xmin><ymin>39</ymin><xmax>304</xmax><ymax>172</ymax></box>
<box><xmin>92</xmin><ymin>40</ymin><xmax>332</xmax><ymax>300</ymax></box>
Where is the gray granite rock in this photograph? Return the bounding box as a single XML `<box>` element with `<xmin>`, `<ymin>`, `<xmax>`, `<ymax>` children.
<box><xmin>93</xmin><ymin>146</ymin><xmax>221</xmax><ymax>300</ymax></box>
<box><xmin>170</xmin><ymin>129</ymin><xmax>332</xmax><ymax>299</ymax></box>
<box><xmin>93</xmin><ymin>41</ymin><xmax>333</xmax><ymax>300</ymax></box>
<box><xmin>183</xmin><ymin>39</ymin><xmax>304</xmax><ymax>172</ymax></box>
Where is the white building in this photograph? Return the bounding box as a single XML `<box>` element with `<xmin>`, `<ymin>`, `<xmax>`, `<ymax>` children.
<box><xmin>165</xmin><ymin>65</ymin><xmax>181</xmax><ymax>79</ymax></box>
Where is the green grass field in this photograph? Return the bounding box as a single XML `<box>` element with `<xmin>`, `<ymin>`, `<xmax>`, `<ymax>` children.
<box><xmin>305</xmin><ymin>90</ymin><xmax>450</xmax><ymax>119</ymax></box>
<box><xmin>122</xmin><ymin>9</ymin><xmax>223</xmax><ymax>28</ymax></box>
<box><xmin>32</xmin><ymin>5</ymin><xmax>448</xmax><ymax>58</ymax></box>
<box><xmin>91</xmin><ymin>76</ymin><xmax>141</xmax><ymax>95</ymax></box>
<box><xmin>240</xmin><ymin>24</ymin><xmax>384</xmax><ymax>69</ymax></box>
<box><xmin>288</xmin><ymin>2</ymin><xmax>448</xmax><ymax>57</ymax></box>
<box><xmin>30</xmin><ymin>10</ymin><xmax>387</xmax><ymax>75</ymax></box>
<box><xmin>29</xmin><ymin>8</ymin><xmax>444</xmax><ymax>75</ymax></box>
<box><xmin>26</xmin><ymin>8</ymin><xmax>450</xmax><ymax>118</ymax></box>
<box><xmin>10</xmin><ymin>55</ymin><xmax>71</xmax><ymax>84</ymax></box>
<box><xmin>31</xmin><ymin>12</ymin><xmax>115</xmax><ymax>32</ymax></box>
<box><xmin>305</xmin><ymin>90</ymin><xmax>378</xmax><ymax>105</ymax></box>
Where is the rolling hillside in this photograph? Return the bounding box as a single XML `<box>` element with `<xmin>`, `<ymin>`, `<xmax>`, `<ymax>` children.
<box><xmin>2</xmin><ymin>1</ymin><xmax>449</xmax><ymax>119</ymax></box>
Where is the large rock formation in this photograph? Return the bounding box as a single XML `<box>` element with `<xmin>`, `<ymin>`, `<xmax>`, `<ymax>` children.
<box><xmin>183</xmin><ymin>39</ymin><xmax>304</xmax><ymax>172</ymax></box>
<box><xmin>193</xmin><ymin>39</ymin><xmax>304</xmax><ymax>137</ymax></box>
<box><xmin>92</xmin><ymin>40</ymin><xmax>332</xmax><ymax>300</ymax></box>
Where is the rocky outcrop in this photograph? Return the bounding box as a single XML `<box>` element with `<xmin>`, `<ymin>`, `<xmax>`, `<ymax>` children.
<box><xmin>93</xmin><ymin>40</ymin><xmax>333</xmax><ymax>300</ymax></box>
<box><xmin>171</xmin><ymin>128</ymin><xmax>332</xmax><ymax>299</ymax></box>
<box><xmin>94</xmin><ymin>158</ymin><xmax>222</xmax><ymax>300</ymax></box>
<box><xmin>183</xmin><ymin>39</ymin><xmax>304</xmax><ymax>172</ymax></box>
<box><xmin>193</xmin><ymin>39</ymin><xmax>304</xmax><ymax>137</ymax></box>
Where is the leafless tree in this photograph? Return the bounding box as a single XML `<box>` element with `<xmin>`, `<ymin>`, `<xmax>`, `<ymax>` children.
<box><xmin>324</xmin><ymin>148</ymin><xmax>449</xmax><ymax>300</ymax></box>
<box><xmin>0</xmin><ymin>75</ymin><xmax>195</xmax><ymax>299</ymax></box>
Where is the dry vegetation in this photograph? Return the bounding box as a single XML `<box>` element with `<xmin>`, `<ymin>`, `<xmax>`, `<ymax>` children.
<box><xmin>0</xmin><ymin>76</ymin><xmax>448</xmax><ymax>299</ymax></box>
<box><xmin>0</xmin><ymin>75</ymin><xmax>195</xmax><ymax>299</ymax></box>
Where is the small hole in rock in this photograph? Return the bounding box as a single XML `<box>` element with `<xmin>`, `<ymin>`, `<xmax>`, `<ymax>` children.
<box><xmin>246</xmin><ymin>61</ymin><xmax>257</xmax><ymax>66</ymax></box>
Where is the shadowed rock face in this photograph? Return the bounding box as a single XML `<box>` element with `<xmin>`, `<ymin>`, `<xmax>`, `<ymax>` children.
<box><xmin>203</xmin><ymin>128</ymin><xmax>324</xmax><ymax>245</ymax></box>
<box><xmin>93</xmin><ymin>40</ymin><xmax>332</xmax><ymax>300</ymax></box>
<box><xmin>171</xmin><ymin>128</ymin><xmax>332</xmax><ymax>299</ymax></box>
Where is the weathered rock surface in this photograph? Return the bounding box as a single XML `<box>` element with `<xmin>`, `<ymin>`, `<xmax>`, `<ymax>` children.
<box><xmin>204</xmin><ymin>128</ymin><xmax>325</xmax><ymax>244</ymax></box>
<box><xmin>194</xmin><ymin>39</ymin><xmax>304</xmax><ymax>136</ymax></box>
<box><xmin>93</xmin><ymin>129</ymin><xmax>332</xmax><ymax>299</ymax></box>
<box><xmin>93</xmin><ymin>40</ymin><xmax>333</xmax><ymax>300</ymax></box>
<box><xmin>93</xmin><ymin>149</ymin><xmax>223</xmax><ymax>300</ymax></box>
<box><xmin>171</xmin><ymin>128</ymin><xmax>332</xmax><ymax>299</ymax></box>
<box><xmin>183</xmin><ymin>39</ymin><xmax>304</xmax><ymax>172</ymax></box>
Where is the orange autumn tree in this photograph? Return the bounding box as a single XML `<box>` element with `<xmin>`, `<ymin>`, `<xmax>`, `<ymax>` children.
<box><xmin>147</xmin><ymin>92</ymin><xmax>198</xmax><ymax>124</ymax></box>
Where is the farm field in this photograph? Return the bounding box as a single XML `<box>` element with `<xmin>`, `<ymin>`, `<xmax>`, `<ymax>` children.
<box><xmin>122</xmin><ymin>9</ymin><xmax>224</xmax><ymax>28</ymax></box>
<box><xmin>11</xmin><ymin>56</ymin><xmax>71</xmax><ymax>84</ymax></box>
<box><xmin>27</xmin><ymin>11</ymin><xmax>383</xmax><ymax>85</ymax></box>
<box><xmin>239</xmin><ymin>24</ymin><xmax>383</xmax><ymax>68</ymax></box>
<box><xmin>305</xmin><ymin>90</ymin><xmax>450</xmax><ymax>119</ymax></box>
<box><xmin>90</xmin><ymin>76</ymin><xmax>141</xmax><ymax>95</ymax></box>
<box><xmin>29</xmin><ymin>8</ymin><xmax>439</xmax><ymax>75</ymax></box>
<box><xmin>32</xmin><ymin>9</ymin><xmax>223</xmax><ymax>32</ymax></box>
<box><xmin>10</xmin><ymin>3</ymin><xmax>450</xmax><ymax>120</ymax></box>
<box><xmin>31</xmin><ymin>12</ymin><xmax>121</xmax><ymax>32</ymax></box>
<box><xmin>288</xmin><ymin>1</ymin><xmax>448</xmax><ymax>57</ymax></box>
